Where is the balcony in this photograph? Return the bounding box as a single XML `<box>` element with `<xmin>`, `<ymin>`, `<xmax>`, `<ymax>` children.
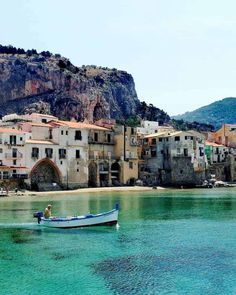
<box><xmin>5</xmin><ymin>152</ymin><xmax>23</xmax><ymax>159</ymax></box>
<box><xmin>88</xmin><ymin>137</ymin><xmax>114</xmax><ymax>145</ymax></box>
<box><xmin>10</xmin><ymin>173</ymin><xmax>28</xmax><ymax>179</ymax></box>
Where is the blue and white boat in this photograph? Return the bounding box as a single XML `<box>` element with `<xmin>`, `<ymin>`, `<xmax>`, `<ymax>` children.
<box><xmin>33</xmin><ymin>204</ymin><xmax>119</xmax><ymax>228</ymax></box>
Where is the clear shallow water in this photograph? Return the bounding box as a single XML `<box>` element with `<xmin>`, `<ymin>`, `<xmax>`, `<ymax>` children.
<box><xmin>0</xmin><ymin>188</ymin><xmax>236</xmax><ymax>295</ymax></box>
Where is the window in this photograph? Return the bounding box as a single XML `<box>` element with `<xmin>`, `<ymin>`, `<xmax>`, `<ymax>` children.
<box><xmin>94</xmin><ymin>132</ymin><xmax>98</xmax><ymax>142</ymax></box>
<box><xmin>131</xmin><ymin>128</ymin><xmax>134</xmax><ymax>135</ymax></box>
<box><xmin>61</xmin><ymin>130</ymin><xmax>64</xmax><ymax>135</ymax></box>
<box><xmin>45</xmin><ymin>148</ymin><xmax>53</xmax><ymax>158</ymax></box>
<box><xmin>49</xmin><ymin>129</ymin><xmax>53</xmax><ymax>140</ymax></box>
<box><xmin>12</xmin><ymin>148</ymin><xmax>17</xmax><ymax>158</ymax></box>
<box><xmin>32</xmin><ymin>147</ymin><xmax>39</xmax><ymax>158</ymax></box>
<box><xmin>199</xmin><ymin>147</ymin><xmax>204</xmax><ymax>157</ymax></box>
<box><xmin>75</xmin><ymin>130</ymin><xmax>82</xmax><ymax>140</ymax></box>
<box><xmin>129</xmin><ymin>162</ymin><xmax>133</xmax><ymax>169</ymax></box>
<box><xmin>76</xmin><ymin>150</ymin><xmax>80</xmax><ymax>159</ymax></box>
<box><xmin>0</xmin><ymin>148</ymin><xmax>3</xmax><ymax>153</ymax></box>
<box><xmin>3</xmin><ymin>171</ymin><xmax>8</xmax><ymax>179</ymax></box>
<box><xmin>159</xmin><ymin>138</ymin><xmax>163</xmax><ymax>142</ymax></box>
<box><xmin>151</xmin><ymin>150</ymin><xmax>157</xmax><ymax>157</ymax></box>
<box><xmin>185</xmin><ymin>136</ymin><xmax>193</xmax><ymax>140</ymax></box>
<box><xmin>66</xmin><ymin>131</ymin><xmax>68</xmax><ymax>135</ymax></box>
<box><xmin>42</xmin><ymin>119</ymin><xmax>47</xmax><ymax>123</ymax></box>
<box><xmin>10</xmin><ymin>135</ymin><xmax>16</xmax><ymax>145</ymax></box>
<box><xmin>151</xmin><ymin>138</ymin><xmax>156</xmax><ymax>145</ymax></box>
<box><xmin>175</xmin><ymin>136</ymin><xmax>180</xmax><ymax>141</ymax></box>
<box><xmin>107</xmin><ymin>134</ymin><xmax>111</xmax><ymax>143</ymax></box>
<box><xmin>13</xmin><ymin>160</ymin><xmax>16</xmax><ymax>165</ymax></box>
<box><xmin>59</xmin><ymin>148</ymin><xmax>66</xmax><ymax>159</ymax></box>
<box><xmin>184</xmin><ymin>148</ymin><xmax>188</xmax><ymax>156</ymax></box>
<box><xmin>20</xmin><ymin>137</ymin><xmax>23</xmax><ymax>141</ymax></box>
<box><xmin>77</xmin><ymin>168</ymin><xmax>79</xmax><ymax>172</ymax></box>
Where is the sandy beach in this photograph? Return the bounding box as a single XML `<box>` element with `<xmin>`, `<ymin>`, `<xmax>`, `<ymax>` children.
<box><xmin>9</xmin><ymin>185</ymin><xmax>165</xmax><ymax>197</ymax></box>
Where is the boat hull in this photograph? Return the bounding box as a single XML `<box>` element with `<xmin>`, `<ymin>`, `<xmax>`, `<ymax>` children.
<box><xmin>39</xmin><ymin>209</ymin><xmax>119</xmax><ymax>228</ymax></box>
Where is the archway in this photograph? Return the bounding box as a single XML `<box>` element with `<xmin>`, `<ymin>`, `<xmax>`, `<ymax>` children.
<box><xmin>30</xmin><ymin>159</ymin><xmax>61</xmax><ymax>191</ymax></box>
<box><xmin>88</xmin><ymin>162</ymin><xmax>97</xmax><ymax>187</ymax></box>
<box><xmin>111</xmin><ymin>162</ymin><xmax>120</xmax><ymax>186</ymax></box>
<box><xmin>99</xmin><ymin>161</ymin><xmax>109</xmax><ymax>187</ymax></box>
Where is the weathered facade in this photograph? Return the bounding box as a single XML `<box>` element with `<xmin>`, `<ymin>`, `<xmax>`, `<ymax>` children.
<box><xmin>140</xmin><ymin>130</ymin><xmax>207</xmax><ymax>187</ymax></box>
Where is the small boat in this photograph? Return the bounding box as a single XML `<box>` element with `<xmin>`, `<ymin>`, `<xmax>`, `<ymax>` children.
<box><xmin>33</xmin><ymin>204</ymin><xmax>119</xmax><ymax>228</ymax></box>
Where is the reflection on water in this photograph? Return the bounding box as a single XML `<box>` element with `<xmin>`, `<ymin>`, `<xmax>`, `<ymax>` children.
<box><xmin>0</xmin><ymin>188</ymin><xmax>236</xmax><ymax>295</ymax></box>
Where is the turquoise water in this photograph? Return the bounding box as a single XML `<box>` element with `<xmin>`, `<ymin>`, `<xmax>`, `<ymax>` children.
<box><xmin>0</xmin><ymin>188</ymin><xmax>236</xmax><ymax>295</ymax></box>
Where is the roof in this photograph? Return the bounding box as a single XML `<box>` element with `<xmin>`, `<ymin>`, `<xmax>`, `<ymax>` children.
<box><xmin>144</xmin><ymin>130</ymin><xmax>202</xmax><ymax>139</ymax></box>
<box><xmin>0</xmin><ymin>127</ymin><xmax>26</xmax><ymax>134</ymax></box>
<box><xmin>144</xmin><ymin>132</ymin><xmax>168</xmax><ymax>138</ymax></box>
<box><xmin>25</xmin><ymin>139</ymin><xmax>57</xmax><ymax>145</ymax></box>
<box><xmin>30</xmin><ymin>122</ymin><xmax>52</xmax><ymax>127</ymax></box>
<box><xmin>50</xmin><ymin>120</ymin><xmax>109</xmax><ymax>131</ymax></box>
<box><xmin>30</xmin><ymin>113</ymin><xmax>58</xmax><ymax>118</ymax></box>
<box><xmin>205</xmin><ymin>141</ymin><xmax>225</xmax><ymax>147</ymax></box>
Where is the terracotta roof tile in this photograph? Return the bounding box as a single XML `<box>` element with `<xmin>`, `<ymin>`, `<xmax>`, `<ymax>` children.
<box><xmin>50</xmin><ymin>120</ymin><xmax>109</xmax><ymax>131</ymax></box>
<box><xmin>0</xmin><ymin>127</ymin><xmax>26</xmax><ymax>134</ymax></box>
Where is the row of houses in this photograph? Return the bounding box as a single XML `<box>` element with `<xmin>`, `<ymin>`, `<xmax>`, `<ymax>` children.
<box><xmin>0</xmin><ymin>113</ymin><xmax>235</xmax><ymax>190</ymax></box>
<box><xmin>0</xmin><ymin>113</ymin><xmax>138</xmax><ymax>190</ymax></box>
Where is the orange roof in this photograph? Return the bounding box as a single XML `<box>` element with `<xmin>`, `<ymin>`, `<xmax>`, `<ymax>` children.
<box><xmin>0</xmin><ymin>127</ymin><xmax>26</xmax><ymax>134</ymax></box>
<box><xmin>50</xmin><ymin>120</ymin><xmax>109</xmax><ymax>131</ymax></box>
<box><xmin>30</xmin><ymin>122</ymin><xmax>52</xmax><ymax>127</ymax></box>
<box><xmin>205</xmin><ymin>141</ymin><xmax>225</xmax><ymax>147</ymax></box>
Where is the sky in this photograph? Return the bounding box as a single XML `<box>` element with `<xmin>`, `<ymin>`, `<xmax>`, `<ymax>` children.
<box><xmin>1</xmin><ymin>0</ymin><xmax>236</xmax><ymax>116</ymax></box>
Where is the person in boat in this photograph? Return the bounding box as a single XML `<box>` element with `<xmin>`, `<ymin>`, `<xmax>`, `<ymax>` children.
<box><xmin>44</xmin><ymin>204</ymin><xmax>52</xmax><ymax>219</ymax></box>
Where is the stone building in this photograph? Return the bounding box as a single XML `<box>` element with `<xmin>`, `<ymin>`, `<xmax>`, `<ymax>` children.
<box><xmin>140</xmin><ymin>130</ymin><xmax>207</xmax><ymax>187</ymax></box>
<box><xmin>0</xmin><ymin>113</ymin><xmax>140</xmax><ymax>190</ymax></box>
<box><xmin>0</xmin><ymin>127</ymin><xmax>30</xmax><ymax>189</ymax></box>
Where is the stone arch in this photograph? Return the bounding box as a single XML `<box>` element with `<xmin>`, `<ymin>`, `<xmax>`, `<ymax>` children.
<box><xmin>88</xmin><ymin>161</ymin><xmax>97</xmax><ymax>187</ymax></box>
<box><xmin>30</xmin><ymin>158</ymin><xmax>62</xmax><ymax>190</ymax></box>
<box><xmin>99</xmin><ymin>161</ymin><xmax>109</xmax><ymax>187</ymax></box>
<box><xmin>111</xmin><ymin>161</ymin><xmax>121</xmax><ymax>185</ymax></box>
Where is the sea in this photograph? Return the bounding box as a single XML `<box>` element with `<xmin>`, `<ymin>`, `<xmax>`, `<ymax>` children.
<box><xmin>0</xmin><ymin>188</ymin><xmax>236</xmax><ymax>295</ymax></box>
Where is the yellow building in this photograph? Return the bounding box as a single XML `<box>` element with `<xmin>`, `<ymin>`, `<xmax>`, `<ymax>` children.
<box><xmin>208</xmin><ymin>124</ymin><xmax>236</xmax><ymax>148</ymax></box>
<box><xmin>113</xmin><ymin>125</ymin><xmax>139</xmax><ymax>185</ymax></box>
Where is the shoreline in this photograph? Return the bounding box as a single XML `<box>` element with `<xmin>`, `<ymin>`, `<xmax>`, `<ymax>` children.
<box><xmin>8</xmin><ymin>185</ymin><xmax>165</xmax><ymax>197</ymax></box>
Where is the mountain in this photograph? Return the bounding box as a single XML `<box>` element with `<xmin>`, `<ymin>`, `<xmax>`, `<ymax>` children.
<box><xmin>172</xmin><ymin>97</ymin><xmax>236</xmax><ymax>129</ymax></box>
<box><xmin>0</xmin><ymin>45</ymin><xmax>170</xmax><ymax>124</ymax></box>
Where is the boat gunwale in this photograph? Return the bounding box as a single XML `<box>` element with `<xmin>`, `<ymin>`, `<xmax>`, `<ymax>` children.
<box><xmin>42</xmin><ymin>208</ymin><xmax>118</xmax><ymax>223</ymax></box>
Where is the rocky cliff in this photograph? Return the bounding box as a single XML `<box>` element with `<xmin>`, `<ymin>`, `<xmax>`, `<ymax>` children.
<box><xmin>0</xmin><ymin>46</ymin><xmax>170</xmax><ymax>124</ymax></box>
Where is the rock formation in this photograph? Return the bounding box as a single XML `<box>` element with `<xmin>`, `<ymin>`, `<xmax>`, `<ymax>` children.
<box><xmin>0</xmin><ymin>47</ymin><xmax>149</xmax><ymax>122</ymax></box>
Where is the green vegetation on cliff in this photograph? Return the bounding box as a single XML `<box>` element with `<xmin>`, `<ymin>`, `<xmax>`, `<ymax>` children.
<box><xmin>172</xmin><ymin>97</ymin><xmax>236</xmax><ymax>129</ymax></box>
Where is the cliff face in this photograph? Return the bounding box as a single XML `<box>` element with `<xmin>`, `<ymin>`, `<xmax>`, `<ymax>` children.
<box><xmin>0</xmin><ymin>53</ymin><xmax>140</xmax><ymax>122</ymax></box>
